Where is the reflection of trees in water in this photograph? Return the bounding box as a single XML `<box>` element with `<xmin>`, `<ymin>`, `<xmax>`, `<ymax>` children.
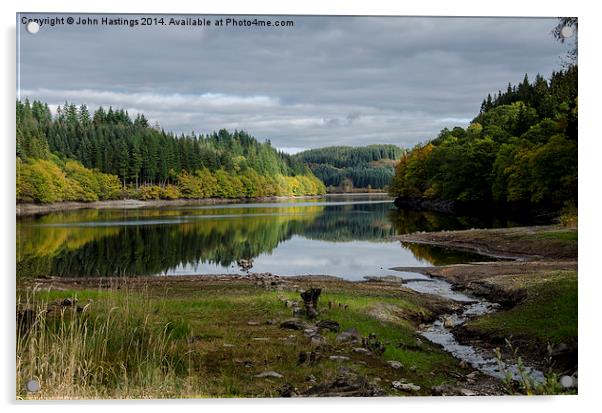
<box><xmin>301</xmin><ymin>203</ymin><xmax>396</xmax><ymax>242</ymax></box>
<box><xmin>400</xmin><ymin>242</ymin><xmax>494</xmax><ymax>266</ymax></box>
<box><xmin>17</xmin><ymin>202</ymin><xmax>536</xmax><ymax>278</ymax></box>
<box><xmin>387</xmin><ymin>209</ymin><xmax>538</xmax><ymax>235</ymax></box>
<box><xmin>17</xmin><ymin>208</ymin><xmax>321</xmax><ymax>277</ymax></box>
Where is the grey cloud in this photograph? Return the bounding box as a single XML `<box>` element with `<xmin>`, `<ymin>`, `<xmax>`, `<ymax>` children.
<box><xmin>17</xmin><ymin>14</ymin><xmax>571</xmax><ymax>149</ymax></box>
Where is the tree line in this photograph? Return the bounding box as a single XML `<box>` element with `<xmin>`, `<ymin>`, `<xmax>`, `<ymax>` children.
<box><xmin>389</xmin><ymin>65</ymin><xmax>577</xmax><ymax>209</ymax></box>
<box><xmin>16</xmin><ymin>100</ymin><xmax>325</xmax><ymax>203</ymax></box>
<box><xmin>294</xmin><ymin>145</ymin><xmax>404</xmax><ymax>190</ymax></box>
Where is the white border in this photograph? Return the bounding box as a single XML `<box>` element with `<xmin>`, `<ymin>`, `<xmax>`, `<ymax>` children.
<box><xmin>2</xmin><ymin>1</ymin><xmax>599</xmax><ymax>412</ymax></box>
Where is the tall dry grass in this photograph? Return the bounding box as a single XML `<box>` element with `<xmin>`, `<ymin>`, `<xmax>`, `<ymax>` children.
<box><xmin>16</xmin><ymin>284</ymin><xmax>200</xmax><ymax>399</ymax></box>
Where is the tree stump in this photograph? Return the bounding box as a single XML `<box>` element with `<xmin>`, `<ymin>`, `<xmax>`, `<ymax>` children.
<box><xmin>300</xmin><ymin>288</ymin><xmax>321</xmax><ymax>319</ymax></box>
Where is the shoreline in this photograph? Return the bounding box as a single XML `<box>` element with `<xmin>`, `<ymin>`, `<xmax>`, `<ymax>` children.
<box><xmin>16</xmin><ymin>192</ymin><xmax>390</xmax><ymax>217</ymax></box>
<box><xmin>19</xmin><ymin>224</ymin><xmax>578</xmax><ymax>395</ymax></box>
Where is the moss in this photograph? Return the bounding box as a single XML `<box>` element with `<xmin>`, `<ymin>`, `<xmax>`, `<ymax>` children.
<box><xmin>466</xmin><ymin>270</ymin><xmax>577</xmax><ymax>344</ymax></box>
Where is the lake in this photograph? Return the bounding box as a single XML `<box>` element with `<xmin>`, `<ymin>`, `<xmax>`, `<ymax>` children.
<box><xmin>17</xmin><ymin>194</ymin><xmax>536</xmax><ymax>280</ymax></box>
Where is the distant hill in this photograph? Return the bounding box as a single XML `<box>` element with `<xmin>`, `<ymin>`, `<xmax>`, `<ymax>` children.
<box><xmin>293</xmin><ymin>145</ymin><xmax>404</xmax><ymax>191</ymax></box>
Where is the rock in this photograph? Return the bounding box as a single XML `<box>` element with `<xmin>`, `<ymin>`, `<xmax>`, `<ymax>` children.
<box><xmin>459</xmin><ymin>388</ymin><xmax>477</xmax><ymax>396</ymax></box>
<box><xmin>316</xmin><ymin>319</ymin><xmax>340</xmax><ymax>332</ymax></box>
<box><xmin>466</xmin><ymin>371</ymin><xmax>479</xmax><ymax>380</ymax></box>
<box><xmin>303</xmin><ymin>368</ymin><xmax>383</xmax><ymax>397</ymax></box>
<box><xmin>310</xmin><ymin>334</ymin><xmax>326</xmax><ymax>345</ymax></box>
<box><xmin>353</xmin><ymin>347</ymin><xmax>371</xmax><ymax>354</ymax></box>
<box><xmin>255</xmin><ymin>371</ymin><xmax>283</xmax><ymax>379</ymax></box>
<box><xmin>223</xmin><ymin>343</ymin><xmax>235</xmax><ymax>348</ymax></box>
<box><xmin>431</xmin><ymin>384</ymin><xmax>456</xmax><ymax>396</ymax></box>
<box><xmin>251</xmin><ymin>337</ymin><xmax>269</xmax><ymax>341</ymax></box>
<box><xmin>247</xmin><ymin>320</ymin><xmax>260</xmax><ymax>326</ymax></box>
<box><xmin>443</xmin><ymin>316</ymin><xmax>454</xmax><ymax>328</ymax></box>
<box><xmin>329</xmin><ymin>355</ymin><xmax>350</xmax><ymax>361</ymax></box>
<box><xmin>304</xmin><ymin>328</ymin><xmax>318</xmax><ymax>336</ymax></box>
<box><xmin>61</xmin><ymin>298</ymin><xmax>77</xmax><ymax>307</ymax></box>
<box><xmin>277</xmin><ymin>383</ymin><xmax>297</xmax><ymax>397</ymax></box>
<box><xmin>280</xmin><ymin>319</ymin><xmax>309</xmax><ymax>330</ymax></box>
<box><xmin>387</xmin><ymin>360</ymin><xmax>403</xmax><ymax>369</ymax></box>
<box><xmin>335</xmin><ymin>327</ymin><xmax>361</xmax><ymax>344</ymax></box>
<box><xmin>392</xmin><ymin>381</ymin><xmax>421</xmax><ymax>392</ymax></box>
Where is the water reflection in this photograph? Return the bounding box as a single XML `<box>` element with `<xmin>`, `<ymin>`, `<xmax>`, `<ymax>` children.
<box><xmin>17</xmin><ymin>194</ymin><xmax>537</xmax><ymax>279</ymax></box>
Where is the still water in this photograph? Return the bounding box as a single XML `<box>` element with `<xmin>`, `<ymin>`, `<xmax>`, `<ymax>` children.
<box><xmin>17</xmin><ymin>194</ymin><xmax>530</xmax><ymax>280</ymax></box>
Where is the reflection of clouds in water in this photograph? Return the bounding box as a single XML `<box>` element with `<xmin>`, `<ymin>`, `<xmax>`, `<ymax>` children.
<box><xmin>173</xmin><ymin>235</ymin><xmax>430</xmax><ymax>280</ymax></box>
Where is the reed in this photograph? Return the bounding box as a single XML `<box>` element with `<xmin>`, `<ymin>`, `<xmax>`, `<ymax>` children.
<box><xmin>16</xmin><ymin>283</ymin><xmax>199</xmax><ymax>399</ymax></box>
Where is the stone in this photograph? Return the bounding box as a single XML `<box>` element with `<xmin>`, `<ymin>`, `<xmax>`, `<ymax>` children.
<box><xmin>310</xmin><ymin>334</ymin><xmax>325</xmax><ymax>345</ymax></box>
<box><xmin>280</xmin><ymin>319</ymin><xmax>309</xmax><ymax>330</ymax></box>
<box><xmin>61</xmin><ymin>298</ymin><xmax>77</xmax><ymax>307</ymax></box>
<box><xmin>466</xmin><ymin>371</ymin><xmax>479</xmax><ymax>380</ymax></box>
<box><xmin>387</xmin><ymin>360</ymin><xmax>403</xmax><ymax>369</ymax></box>
<box><xmin>251</xmin><ymin>337</ymin><xmax>269</xmax><ymax>341</ymax></box>
<box><xmin>277</xmin><ymin>383</ymin><xmax>297</xmax><ymax>397</ymax></box>
<box><xmin>247</xmin><ymin>321</ymin><xmax>260</xmax><ymax>326</ymax></box>
<box><xmin>392</xmin><ymin>381</ymin><xmax>421</xmax><ymax>392</ymax></box>
<box><xmin>302</xmin><ymin>368</ymin><xmax>383</xmax><ymax>397</ymax></box>
<box><xmin>335</xmin><ymin>327</ymin><xmax>361</xmax><ymax>344</ymax></box>
<box><xmin>316</xmin><ymin>319</ymin><xmax>340</xmax><ymax>332</ymax></box>
<box><xmin>353</xmin><ymin>347</ymin><xmax>371</xmax><ymax>354</ymax></box>
<box><xmin>329</xmin><ymin>355</ymin><xmax>350</xmax><ymax>361</ymax></box>
<box><xmin>223</xmin><ymin>343</ymin><xmax>235</xmax><ymax>348</ymax></box>
<box><xmin>443</xmin><ymin>316</ymin><xmax>454</xmax><ymax>328</ymax></box>
<box><xmin>459</xmin><ymin>388</ymin><xmax>477</xmax><ymax>396</ymax></box>
<box><xmin>255</xmin><ymin>371</ymin><xmax>283</xmax><ymax>379</ymax></box>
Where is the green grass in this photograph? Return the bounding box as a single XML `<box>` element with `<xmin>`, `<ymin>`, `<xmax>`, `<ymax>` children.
<box><xmin>535</xmin><ymin>229</ymin><xmax>578</xmax><ymax>242</ymax></box>
<box><xmin>466</xmin><ymin>271</ymin><xmax>577</xmax><ymax>344</ymax></box>
<box><xmin>17</xmin><ymin>281</ymin><xmax>465</xmax><ymax>399</ymax></box>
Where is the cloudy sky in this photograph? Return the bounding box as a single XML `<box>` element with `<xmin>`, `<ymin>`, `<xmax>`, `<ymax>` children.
<box><xmin>17</xmin><ymin>14</ymin><xmax>570</xmax><ymax>153</ymax></box>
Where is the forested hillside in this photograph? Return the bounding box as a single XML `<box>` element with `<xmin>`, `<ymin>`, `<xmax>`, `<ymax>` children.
<box><xmin>16</xmin><ymin>100</ymin><xmax>325</xmax><ymax>203</ymax></box>
<box><xmin>389</xmin><ymin>65</ymin><xmax>577</xmax><ymax>210</ymax></box>
<box><xmin>294</xmin><ymin>145</ymin><xmax>404</xmax><ymax>190</ymax></box>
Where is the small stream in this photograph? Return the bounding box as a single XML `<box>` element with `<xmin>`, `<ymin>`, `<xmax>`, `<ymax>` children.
<box><xmin>386</xmin><ymin>271</ymin><xmax>545</xmax><ymax>383</ymax></box>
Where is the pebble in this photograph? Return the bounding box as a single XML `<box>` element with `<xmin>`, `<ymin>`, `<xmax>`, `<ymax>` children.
<box><xmin>392</xmin><ymin>381</ymin><xmax>421</xmax><ymax>392</ymax></box>
<box><xmin>255</xmin><ymin>371</ymin><xmax>283</xmax><ymax>379</ymax></box>
<box><xmin>387</xmin><ymin>360</ymin><xmax>403</xmax><ymax>369</ymax></box>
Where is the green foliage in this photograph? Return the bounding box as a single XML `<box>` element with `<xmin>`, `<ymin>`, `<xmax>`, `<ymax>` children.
<box><xmin>16</xmin><ymin>101</ymin><xmax>326</xmax><ymax>203</ymax></box>
<box><xmin>294</xmin><ymin>145</ymin><xmax>404</xmax><ymax>189</ymax></box>
<box><xmin>17</xmin><ymin>158</ymin><xmax>124</xmax><ymax>203</ymax></box>
<box><xmin>390</xmin><ymin>67</ymin><xmax>577</xmax><ymax>208</ymax></box>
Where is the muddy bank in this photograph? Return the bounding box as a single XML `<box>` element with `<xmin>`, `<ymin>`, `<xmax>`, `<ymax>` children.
<box><xmin>16</xmin><ymin>195</ymin><xmax>324</xmax><ymax>217</ymax></box>
<box><xmin>395</xmin><ymin>225</ymin><xmax>577</xmax><ymax>260</ymax></box>
<box><xmin>390</xmin><ymin>261</ymin><xmax>577</xmax><ymax>306</ymax></box>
